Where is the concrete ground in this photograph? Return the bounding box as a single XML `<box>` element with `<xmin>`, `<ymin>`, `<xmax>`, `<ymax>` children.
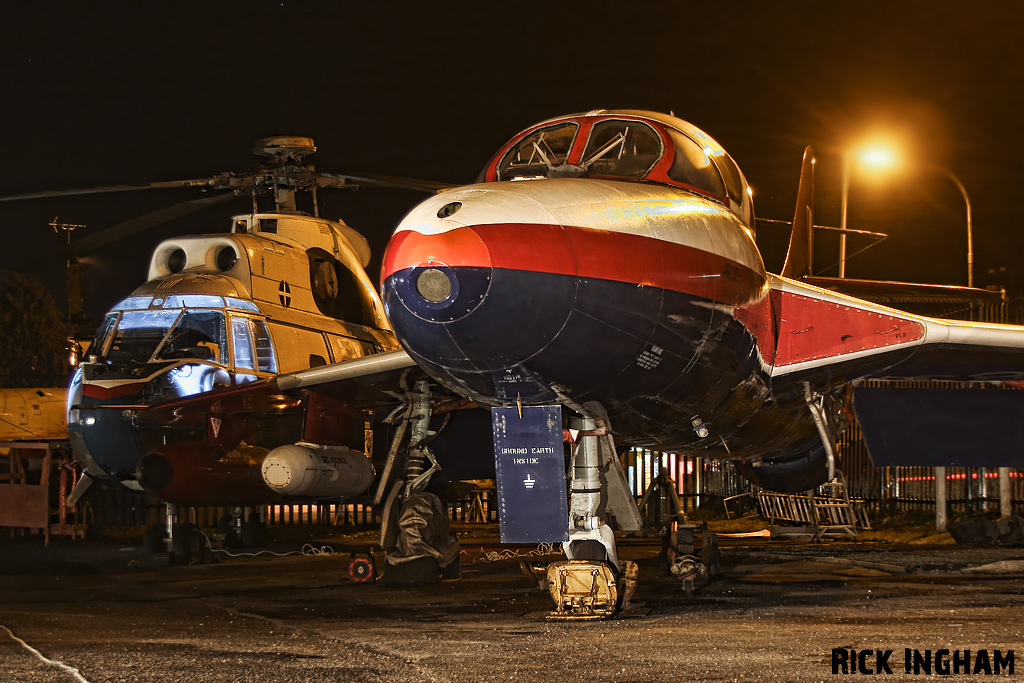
<box><xmin>1</xmin><ymin>522</ymin><xmax>1023</xmax><ymax>682</ymax></box>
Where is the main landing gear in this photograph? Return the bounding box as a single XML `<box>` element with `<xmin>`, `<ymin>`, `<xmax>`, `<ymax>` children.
<box><xmin>375</xmin><ymin>382</ymin><xmax>642</xmax><ymax>617</ymax></box>
<box><xmin>376</xmin><ymin>379</ymin><xmax>460</xmax><ymax>583</ymax></box>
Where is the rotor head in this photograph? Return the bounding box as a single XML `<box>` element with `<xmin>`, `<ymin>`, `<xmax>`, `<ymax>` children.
<box><xmin>253</xmin><ymin>136</ymin><xmax>317</xmax><ymax>161</ymax></box>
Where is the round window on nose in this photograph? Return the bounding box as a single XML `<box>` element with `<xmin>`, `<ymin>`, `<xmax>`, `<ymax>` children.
<box><xmin>437</xmin><ymin>201</ymin><xmax>462</xmax><ymax>219</ymax></box>
<box><xmin>416</xmin><ymin>267</ymin><xmax>453</xmax><ymax>303</ymax></box>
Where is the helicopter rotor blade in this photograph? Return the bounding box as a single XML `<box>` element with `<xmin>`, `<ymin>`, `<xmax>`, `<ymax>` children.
<box><xmin>0</xmin><ymin>178</ymin><xmax>223</xmax><ymax>203</ymax></box>
<box><xmin>69</xmin><ymin>192</ymin><xmax>239</xmax><ymax>258</ymax></box>
<box><xmin>313</xmin><ymin>172</ymin><xmax>456</xmax><ymax>193</ymax></box>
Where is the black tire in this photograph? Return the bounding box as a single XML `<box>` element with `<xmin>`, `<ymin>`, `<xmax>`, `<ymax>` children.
<box><xmin>216</xmin><ymin>515</ymin><xmax>239</xmax><ymax>547</ymax></box>
<box><xmin>441</xmin><ymin>553</ymin><xmax>461</xmax><ymax>580</ymax></box>
<box><xmin>171</xmin><ymin>523</ymin><xmax>206</xmax><ymax>564</ymax></box>
<box><xmin>384</xmin><ymin>556</ymin><xmax>440</xmax><ymax>584</ymax></box>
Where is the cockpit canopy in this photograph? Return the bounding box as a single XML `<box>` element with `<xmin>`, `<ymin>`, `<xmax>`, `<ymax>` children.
<box><xmin>91</xmin><ymin>294</ymin><xmax>276</xmax><ymax>379</ymax></box>
<box><xmin>479</xmin><ymin>110</ymin><xmax>753</xmax><ymax>227</ymax></box>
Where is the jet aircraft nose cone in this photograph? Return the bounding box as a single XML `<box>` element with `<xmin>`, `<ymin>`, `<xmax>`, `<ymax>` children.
<box><xmin>381</xmin><ymin>187</ymin><xmax>579</xmax><ymax>405</ymax></box>
<box><xmin>382</xmin><ymin>223</ymin><xmax>493</xmax><ymax>324</ymax></box>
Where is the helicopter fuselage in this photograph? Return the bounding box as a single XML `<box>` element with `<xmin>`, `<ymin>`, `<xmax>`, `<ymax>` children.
<box><xmin>67</xmin><ymin>213</ymin><xmax>398</xmax><ymax>499</ymax></box>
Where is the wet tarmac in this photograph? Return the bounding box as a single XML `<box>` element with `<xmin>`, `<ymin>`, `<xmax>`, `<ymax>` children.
<box><xmin>2</xmin><ymin>526</ymin><xmax>1023</xmax><ymax>682</ymax></box>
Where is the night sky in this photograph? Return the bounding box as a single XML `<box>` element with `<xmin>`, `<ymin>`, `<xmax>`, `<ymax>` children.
<box><xmin>2</xmin><ymin>1</ymin><xmax>1023</xmax><ymax>321</ymax></box>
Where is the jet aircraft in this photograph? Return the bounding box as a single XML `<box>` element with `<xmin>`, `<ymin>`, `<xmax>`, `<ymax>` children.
<box><xmin>378</xmin><ymin>109</ymin><xmax>1024</xmax><ymax>612</ymax></box>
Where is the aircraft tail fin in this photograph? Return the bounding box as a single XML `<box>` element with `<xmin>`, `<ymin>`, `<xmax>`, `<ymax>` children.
<box><xmin>780</xmin><ymin>147</ymin><xmax>815</xmax><ymax>279</ymax></box>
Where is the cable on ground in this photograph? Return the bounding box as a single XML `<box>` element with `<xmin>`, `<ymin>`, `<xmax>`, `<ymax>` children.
<box><xmin>0</xmin><ymin>623</ymin><xmax>92</xmax><ymax>683</ymax></box>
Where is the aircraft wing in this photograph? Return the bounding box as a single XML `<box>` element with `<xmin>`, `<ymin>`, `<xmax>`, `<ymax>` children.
<box><xmin>138</xmin><ymin>349</ymin><xmax>420</xmax><ymax>431</ymax></box>
<box><xmin>798</xmin><ymin>275</ymin><xmax>1004</xmax><ymax>307</ymax></box>
<box><xmin>768</xmin><ymin>275</ymin><xmax>1024</xmax><ymax>468</ymax></box>
<box><xmin>768</xmin><ymin>274</ymin><xmax>1024</xmax><ymax>386</ymax></box>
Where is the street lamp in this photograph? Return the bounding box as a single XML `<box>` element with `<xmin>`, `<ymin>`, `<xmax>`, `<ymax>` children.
<box><xmin>839</xmin><ymin>144</ymin><xmax>896</xmax><ymax>278</ymax></box>
<box><xmin>838</xmin><ymin>144</ymin><xmax>974</xmax><ymax>287</ymax></box>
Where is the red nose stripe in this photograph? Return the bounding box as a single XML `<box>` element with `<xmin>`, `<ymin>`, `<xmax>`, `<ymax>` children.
<box><xmin>83</xmin><ymin>382</ymin><xmax>145</xmax><ymax>400</ymax></box>
<box><xmin>384</xmin><ymin>223</ymin><xmax>763</xmax><ymax>308</ymax></box>
<box><xmin>382</xmin><ymin>227</ymin><xmax>492</xmax><ymax>281</ymax></box>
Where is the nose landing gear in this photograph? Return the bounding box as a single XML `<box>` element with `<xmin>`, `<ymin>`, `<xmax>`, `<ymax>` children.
<box><xmin>545</xmin><ymin>413</ymin><xmax>643</xmax><ymax>620</ymax></box>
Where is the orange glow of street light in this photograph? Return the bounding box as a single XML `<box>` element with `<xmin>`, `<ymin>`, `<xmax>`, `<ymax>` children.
<box><xmin>839</xmin><ymin>139</ymin><xmax>900</xmax><ymax>278</ymax></box>
<box><xmin>857</xmin><ymin>144</ymin><xmax>898</xmax><ymax>170</ymax></box>
<box><xmin>838</xmin><ymin>135</ymin><xmax>973</xmax><ymax>287</ymax></box>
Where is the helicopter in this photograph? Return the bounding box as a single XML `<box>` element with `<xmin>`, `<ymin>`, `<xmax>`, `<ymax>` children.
<box><xmin>2</xmin><ymin>136</ymin><xmax>447</xmax><ymax>559</ymax></box>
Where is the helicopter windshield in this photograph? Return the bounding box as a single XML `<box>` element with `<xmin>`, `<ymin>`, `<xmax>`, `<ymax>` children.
<box><xmin>154</xmin><ymin>310</ymin><xmax>228</xmax><ymax>363</ymax></box>
<box><xmin>102</xmin><ymin>309</ymin><xmax>228</xmax><ymax>365</ymax></box>
<box><xmin>104</xmin><ymin>309</ymin><xmax>181</xmax><ymax>364</ymax></box>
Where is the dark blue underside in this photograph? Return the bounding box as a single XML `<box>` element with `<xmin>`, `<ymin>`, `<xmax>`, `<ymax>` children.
<box><xmin>384</xmin><ymin>267</ymin><xmax>828</xmax><ymax>465</ymax></box>
<box><xmin>77</xmin><ymin>397</ymin><xmax>146</xmax><ymax>477</ymax></box>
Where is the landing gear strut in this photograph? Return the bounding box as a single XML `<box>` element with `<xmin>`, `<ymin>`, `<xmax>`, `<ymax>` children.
<box><xmin>376</xmin><ymin>379</ymin><xmax>460</xmax><ymax>582</ymax></box>
<box><xmin>546</xmin><ymin>413</ymin><xmax>642</xmax><ymax>619</ymax></box>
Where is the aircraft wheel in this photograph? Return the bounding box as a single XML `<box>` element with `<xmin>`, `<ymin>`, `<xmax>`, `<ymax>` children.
<box><xmin>384</xmin><ymin>556</ymin><xmax>439</xmax><ymax>584</ymax></box>
<box><xmin>348</xmin><ymin>554</ymin><xmax>376</xmax><ymax>583</ymax></box>
<box><xmin>170</xmin><ymin>523</ymin><xmax>207</xmax><ymax>564</ymax></box>
<box><xmin>441</xmin><ymin>553</ymin><xmax>462</xmax><ymax>580</ymax></box>
<box><xmin>241</xmin><ymin>518</ymin><xmax>268</xmax><ymax>548</ymax></box>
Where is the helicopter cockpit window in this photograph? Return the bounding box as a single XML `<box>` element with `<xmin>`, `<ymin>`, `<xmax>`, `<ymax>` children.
<box><xmin>91</xmin><ymin>313</ymin><xmax>118</xmax><ymax>359</ymax></box>
<box><xmin>251</xmin><ymin>319</ymin><xmax>277</xmax><ymax>373</ymax></box>
<box><xmin>667</xmin><ymin>130</ymin><xmax>727</xmax><ymax>199</ymax></box>
<box><xmin>104</xmin><ymin>309</ymin><xmax>183</xmax><ymax>365</ymax></box>
<box><xmin>111</xmin><ymin>296</ymin><xmax>153</xmax><ymax>312</ymax></box>
<box><xmin>163</xmin><ymin>294</ymin><xmax>225</xmax><ymax>309</ymax></box>
<box><xmin>231</xmin><ymin>317</ymin><xmax>256</xmax><ymax>380</ymax></box>
<box><xmin>97</xmin><ymin>298</ymin><xmax>271</xmax><ymax>373</ymax></box>
<box><xmin>226</xmin><ymin>297</ymin><xmax>260</xmax><ymax>313</ymax></box>
<box><xmin>580</xmin><ymin>120</ymin><xmax>662</xmax><ymax>178</ymax></box>
<box><xmin>153</xmin><ymin>310</ymin><xmax>228</xmax><ymax>364</ymax></box>
<box><xmin>496</xmin><ymin>122</ymin><xmax>579</xmax><ymax>180</ymax></box>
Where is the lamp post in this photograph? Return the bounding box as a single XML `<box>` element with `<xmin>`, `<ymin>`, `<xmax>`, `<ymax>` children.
<box><xmin>839</xmin><ymin>152</ymin><xmax>850</xmax><ymax>278</ymax></box>
<box><xmin>838</xmin><ymin>145</ymin><xmax>895</xmax><ymax>278</ymax></box>
<box><xmin>838</xmin><ymin>145</ymin><xmax>972</xmax><ymax>288</ymax></box>
<box><xmin>931</xmin><ymin>166</ymin><xmax>973</xmax><ymax>288</ymax></box>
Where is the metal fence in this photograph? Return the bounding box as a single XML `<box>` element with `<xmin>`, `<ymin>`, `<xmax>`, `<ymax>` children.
<box><xmin>82</xmin><ymin>484</ymin><xmax>501</xmax><ymax>533</ymax></box>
